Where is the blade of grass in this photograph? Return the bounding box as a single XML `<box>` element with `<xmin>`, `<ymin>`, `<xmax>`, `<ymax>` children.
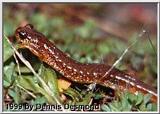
<box><xmin>99</xmin><ymin>30</ymin><xmax>146</xmax><ymax>81</ymax></box>
<box><xmin>4</xmin><ymin>34</ymin><xmax>66</xmax><ymax>112</ymax></box>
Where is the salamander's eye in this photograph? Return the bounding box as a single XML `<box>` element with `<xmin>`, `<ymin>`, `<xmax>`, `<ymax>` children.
<box><xmin>18</xmin><ymin>31</ymin><xmax>27</xmax><ymax>40</ymax></box>
<box><xmin>15</xmin><ymin>27</ymin><xmax>27</xmax><ymax>40</ymax></box>
<box><xmin>25</xmin><ymin>24</ymin><xmax>34</xmax><ymax>29</ymax></box>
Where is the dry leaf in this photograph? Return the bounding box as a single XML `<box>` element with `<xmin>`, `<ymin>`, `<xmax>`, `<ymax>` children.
<box><xmin>58</xmin><ymin>78</ymin><xmax>71</xmax><ymax>92</ymax></box>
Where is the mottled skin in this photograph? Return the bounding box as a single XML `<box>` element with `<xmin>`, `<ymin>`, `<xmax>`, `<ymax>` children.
<box><xmin>15</xmin><ymin>24</ymin><xmax>157</xmax><ymax>103</ymax></box>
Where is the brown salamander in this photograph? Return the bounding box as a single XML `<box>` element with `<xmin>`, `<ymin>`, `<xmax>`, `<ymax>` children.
<box><xmin>15</xmin><ymin>24</ymin><xmax>157</xmax><ymax>103</ymax></box>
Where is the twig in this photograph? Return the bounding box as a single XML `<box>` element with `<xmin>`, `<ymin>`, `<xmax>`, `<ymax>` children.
<box><xmin>17</xmin><ymin>84</ymin><xmax>36</xmax><ymax>98</ymax></box>
<box><xmin>13</xmin><ymin>53</ymin><xmax>21</xmax><ymax>76</ymax></box>
<box><xmin>87</xmin><ymin>29</ymin><xmax>147</xmax><ymax>91</ymax></box>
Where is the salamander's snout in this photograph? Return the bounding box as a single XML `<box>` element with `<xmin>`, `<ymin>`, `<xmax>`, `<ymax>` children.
<box><xmin>15</xmin><ymin>27</ymin><xmax>22</xmax><ymax>42</ymax></box>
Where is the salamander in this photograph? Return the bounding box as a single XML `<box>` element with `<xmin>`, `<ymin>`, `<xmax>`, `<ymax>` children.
<box><xmin>15</xmin><ymin>24</ymin><xmax>157</xmax><ymax>103</ymax></box>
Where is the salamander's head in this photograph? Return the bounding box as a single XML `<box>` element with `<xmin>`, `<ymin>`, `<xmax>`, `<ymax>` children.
<box><xmin>15</xmin><ymin>24</ymin><xmax>34</xmax><ymax>45</ymax></box>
